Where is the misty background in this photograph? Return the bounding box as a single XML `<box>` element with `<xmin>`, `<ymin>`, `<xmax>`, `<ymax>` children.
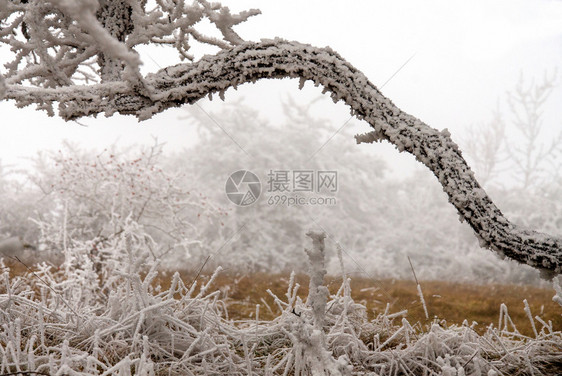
<box><xmin>1</xmin><ymin>0</ymin><xmax>561</xmax><ymax>284</ymax></box>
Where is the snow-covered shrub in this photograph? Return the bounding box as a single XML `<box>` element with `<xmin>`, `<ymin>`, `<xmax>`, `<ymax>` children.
<box><xmin>1</xmin><ymin>231</ymin><xmax>561</xmax><ymax>375</ymax></box>
<box><xmin>24</xmin><ymin>141</ymin><xmax>227</xmax><ymax>270</ymax></box>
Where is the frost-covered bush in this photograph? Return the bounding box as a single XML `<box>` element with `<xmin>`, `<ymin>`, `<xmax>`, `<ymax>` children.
<box><xmin>1</xmin><ymin>231</ymin><xmax>561</xmax><ymax>375</ymax></box>
<box><xmin>22</xmin><ymin>141</ymin><xmax>227</xmax><ymax>269</ymax></box>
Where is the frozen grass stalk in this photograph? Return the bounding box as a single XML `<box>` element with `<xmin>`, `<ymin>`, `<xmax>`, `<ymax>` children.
<box><xmin>409</xmin><ymin>256</ymin><xmax>429</xmax><ymax>320</ymax></box>
<box><xmin>305</xmin><ymin>230</ymin><xmax>329</xmax><ymax>330</ymax></box>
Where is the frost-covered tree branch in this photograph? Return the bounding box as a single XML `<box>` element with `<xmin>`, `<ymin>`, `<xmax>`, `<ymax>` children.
<box><xmin>1</xmin><ymin>4</ymin><xmax>561</xmax><ymax>275</ymax></box>
<box><xmin>0</xmin><ymin>0</ymin><xmax>259</xmax><ymax>86</ymax></box>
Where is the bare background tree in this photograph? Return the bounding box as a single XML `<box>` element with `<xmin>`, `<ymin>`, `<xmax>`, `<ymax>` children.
<box><xmin>463</xmin><ymin>72</ymin><xmax>561</xmax><ymax>191</ymax></box>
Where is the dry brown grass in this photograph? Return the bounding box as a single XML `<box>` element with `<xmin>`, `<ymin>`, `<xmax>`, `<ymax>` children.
<box><xmin>153</xmin><ymin>269</ymin><xmax>561</xmax><ymax>337</ymax></box>
<box><xmin>4</xmin><ymin>260</ymin><xmax>560</xmax><ymax>337</ymax></box>
<box><xmin>208</xmin><ymin>273</ymin><xmax>562</xmax><ymax>375</ymax></box>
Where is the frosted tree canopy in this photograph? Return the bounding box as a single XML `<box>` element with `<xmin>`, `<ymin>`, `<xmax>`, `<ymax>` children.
<box><xmin>1</xmin><ymin>0</ymin><xmax>561</xmax><ymax>276</ymax></box>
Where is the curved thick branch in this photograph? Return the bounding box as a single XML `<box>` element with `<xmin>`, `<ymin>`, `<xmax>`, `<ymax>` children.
<box><xmin>4</xmin><ymin>39</ymin><xmax>562</xmax><ymax>275</ymax></box>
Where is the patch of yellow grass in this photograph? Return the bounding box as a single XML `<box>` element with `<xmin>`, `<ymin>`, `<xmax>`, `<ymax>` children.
<box><xmin>5</xmin><ymin>260</ymin><xmax>560</xmax><ymax>337</ymax></box>
<box><xmin>153</xmin><ymin>269</ymin><xmax>561</xmax><ymax>336</ymax></box>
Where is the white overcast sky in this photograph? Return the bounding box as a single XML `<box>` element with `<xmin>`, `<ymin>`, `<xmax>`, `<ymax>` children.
<box><xmin>1</xmin><ymin>0</ymin><xmax>561</xmax><ymax>176</ymax></box>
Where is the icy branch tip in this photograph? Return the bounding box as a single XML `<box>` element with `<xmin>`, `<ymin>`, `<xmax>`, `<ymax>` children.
<box><xmin>305</xmin><ymin>230</ymin><xmax>326</xmax><ymax>247</ymax></box>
